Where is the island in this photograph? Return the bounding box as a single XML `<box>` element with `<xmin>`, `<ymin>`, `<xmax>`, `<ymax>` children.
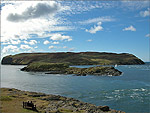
<box><xmin>2</xmin><ymin>52</ymin><xmax>144</xmax><ymax>76</ymax></box>
<box><xmin>1</xmin><ymin>52</ymin><xmax>145</xmax><ymax>65</ymax></box>
<box><xmin>0</xmin><ymin>88</ymin><xmax>125</xmax><ymax>113</ymax></box>
<box><xmin>21</xmin><ymin>62</ymin><xmax>122</xmax><ymax>76</ymax></box>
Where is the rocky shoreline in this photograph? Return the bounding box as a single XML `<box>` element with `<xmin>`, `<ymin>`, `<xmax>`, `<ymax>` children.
<box><xmin>0</xmin><ymin>88</ymin><xmax>125</xmax><ymax>113</ymax></box>
<box><xmin>21</xmin><ymin>62</ymin><xmax>122</xmax><ymax>76</ymax></box>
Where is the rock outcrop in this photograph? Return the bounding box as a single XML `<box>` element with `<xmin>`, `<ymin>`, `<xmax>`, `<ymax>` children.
<box><xmin>21</xmin><ymin>62</ymin><xmax>122</xmax><ymax>76</ymax></box>
<box><xmin>66</xmin><ymin>66</ymin><xmax>122</xmax><ymax>76</ymax></box>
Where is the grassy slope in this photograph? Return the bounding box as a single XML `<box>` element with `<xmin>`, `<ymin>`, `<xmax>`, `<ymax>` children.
<box><xmin>1</xmin><ymin>52</ymin><xmax>145</xmax><ymax>65</ymax></box>
<box><xmin>0</xmin><ymin>88</ymin><xmax>38</xmax><ymax>113</ymax></box>
<box><xmin>21</xmin><ymin>62</ymin><xmax>69</xmax><ymax>72</ymax></box>
<box><xmin>0</xmin><ymin>88</ymin><xmax>125</xmax><ymax>113</ymax></box>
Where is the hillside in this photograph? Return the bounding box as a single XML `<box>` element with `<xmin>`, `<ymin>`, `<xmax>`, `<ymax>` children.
<box><xmin>1</xmin><ymin>52</ymin><xmax>145</xmax><ymax>65</ymax></box>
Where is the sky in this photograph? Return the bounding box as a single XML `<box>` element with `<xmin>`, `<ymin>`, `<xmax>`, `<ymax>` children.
<box><xmin>1</xmin><ymin>1</ymin><xmax>150</xmax><ymax>61</ymax></box>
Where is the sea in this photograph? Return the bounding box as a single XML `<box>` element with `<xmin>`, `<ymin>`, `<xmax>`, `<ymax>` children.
<box><xmin>1</xmin><ymin>63</ymin><xmax>150</xmax><ymax>113</ymax></box>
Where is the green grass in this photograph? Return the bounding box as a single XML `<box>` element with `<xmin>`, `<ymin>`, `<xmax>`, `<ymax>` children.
<box><xmin>25</xmin><ymin>62</ymin><xmax>69</xmax><ymax>71</ymax></box>
<box><xmin>58</xmin><ymin>108</ymin><xmax>73</xmax><ymax>113</ymax></box>
<box><xmin>0</xmin><ymin>96</ymin><xmax>12</xmax><ymax>101</ymax></box>
<box><xmin>22</xmin><ymin>108</ymin><xmax>37</xmax><ymax>113</ymax></box>
<box><xmin>90</xmin><ymin>59</ymin><xmax>112</xmax><ymax>65</ymax></box>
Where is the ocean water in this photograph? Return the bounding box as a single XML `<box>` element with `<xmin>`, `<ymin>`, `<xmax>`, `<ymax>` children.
<box><xmin>1</xmin><ymin>63</ymin><xmax>150</xmax><ymax>113</ymax></box>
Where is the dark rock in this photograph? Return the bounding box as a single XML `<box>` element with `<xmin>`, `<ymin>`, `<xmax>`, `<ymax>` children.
<box><xmin>1</xmin><ymin>55</ymin><xmax>13</xmax><ymax>64</ymax></box>
<box><xmin>20</xmin><ymin>67</ymin><xmax>27</xmax><ymax>71</ymax></box>
<box><xmin>28</xmin><ymin>94</ymin><xmax>46</xmax><ymax>97</ymax></box>
<box><xmin>28</xmin><ymin>92</ymin><xmax>46</xmax><ymax>97</ymax></box>
<box><xmin>73</xmin><ymin>74</ymin><xmax>87</xmax><ymax>76</ymax></box>
<box><xmin>8</xmin><ymin>89</ymin><xmax>13</xmax><ymax>91</ymax></box>
<box><xmin>99</xmin><ymin>106</ymin><xmax>110</xmax><ymax>111</ymax></box>
<box><xmin>45</xmin><ymin>71</ymin><xmax>66</xmax><ymax>74</ymax></box>
<box><xmin>41</xmin><ymin>95</ymin><xmax>62</xmax><ymax>101</ymax></box>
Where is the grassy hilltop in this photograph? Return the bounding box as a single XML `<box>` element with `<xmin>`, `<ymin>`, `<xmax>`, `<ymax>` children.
<box><xmin>1</xmin><ymin>52</ymin><xmax>144</xmax><ymax>65</ymax></box>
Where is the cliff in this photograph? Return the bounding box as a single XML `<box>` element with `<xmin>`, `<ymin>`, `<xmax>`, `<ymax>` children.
<box><xmin>1</xmin><ymin>52</ymin><xmax>145</xmax><ymax>65</ymax></box>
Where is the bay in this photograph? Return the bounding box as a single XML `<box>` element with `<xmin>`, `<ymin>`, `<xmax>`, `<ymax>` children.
<box><xmin>1</xmin><ymin>63</ymin><xmax>150</xmax><ymax>113</ymax></box>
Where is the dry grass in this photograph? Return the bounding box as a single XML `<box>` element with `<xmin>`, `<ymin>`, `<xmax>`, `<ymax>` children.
<box><xmin>0</xmin><ymin>88</ymin><xmax>48</xmax><ymax>113</ymax></box>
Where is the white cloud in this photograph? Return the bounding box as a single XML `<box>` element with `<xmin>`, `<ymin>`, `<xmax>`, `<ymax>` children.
<box><xmin>52</xmin><ymin>41</ymin><xmax>59</xmax><ymax>44</ymax></box>
<box><xmin>2</xmin><ymin>39</ymin><xmax>21</xmax><ymax>45</ymax></box>
<box><xmin>24</xmin><ymin>40</ymin><xmax>37</xmax><ymax>45</ymax></box>
<box><xmin>1</xmin><ymin>42</ymin><xmax>11</xmax><ymax>45</ymax></box>
<box><xmin>20</xmin><ymin>45</ymin><xmax>32</xmax><ymax>49</ymax></box>
<box><xmin>63</xmin><ymin>46</ymin><xmax>67</xmax><ymax>49</ymax></box>
<box><xmin>87</xmin><ymin>39</ymin><xmax>92</xmax><ymax>42</ymax></box>
<box><xmin>59</xmin><ymin>1</ymin><xmax>112</xmax><ymax>15</ymax></box>
<box><xmin>140</xmin><ymin>8</ymin><xmax>150</xmax><ymax>17</ymax></box>
<box><xmin>121</xmin><ymin>1</ymin><xmax>149</xmax><ymax>10</ymax></box>
<box><xmin>11</xmin><ymin>40</ymin><xmax>21</xmax><ymax>45</ymax></box>
<box><xmin>79</xmin><ymin>16</ymin><xmax>115</xmax><ymax>25</ymax></box>
<box><xmin>68</xmin><ymin>48</ymin><xmax>75</xmax><ymax>51</ymax></box>
<box><xmin>123</xmin><ymin>25</ymin><xmax>136</xmax><ymax>31</ymax></box>
<box><xmin>43</xmin><ymin>40</ymin><xmax>50</xmax><ymax>45</ymax></box>
<box><xmin>60</xmin><ymin>1</ymin><xmax>149</xmax><ymax>16</ymax></box>
<box><xmin>1</xmin><ymin>1</ymin><xmax>73</xmax><ymax>44</ymax></box>
<box><xmin>146</xmin><ymin>34</ymin><xmax>150</xmax><ymax>37</ymax></box>
<box><xmin>7</xmin><ymin>2</ymin><xmax>61</xmax><ymax>22</ymax></box>
<box><xmin>2</xmin><ymin>45</ymin><xmax>19</xmax><ymax>54</ymax></box>
<box><xmin>86</xmin><ymin>22</ymin><xmax>103</xmax><ymax>34</ymax></box>
<box><xmin>50</xmin><ymin>34</ymin><xmax>72</xmax><ymax>41</ymax></box>
<box><xmin>49</xmin><ymin>45</ymin><xmax>55</xmax><ymax>49</ymax></box>
<box><xmin>24</xmin><ymin>41</ymin><xmax>28</xmax><ymax>44</ymax></box>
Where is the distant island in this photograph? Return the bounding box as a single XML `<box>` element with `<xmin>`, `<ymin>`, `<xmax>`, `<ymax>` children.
<box><xmin>1</xmin><ymin>52</ymin><xmax>144</xmax><ymax>76</ymax></box>
<box><xmin>1</xmin><ymin>52</ymin><xmax>145</xmax><ymax>65</ymax></box>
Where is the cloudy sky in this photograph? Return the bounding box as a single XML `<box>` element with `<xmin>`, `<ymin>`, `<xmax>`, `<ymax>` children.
<box><xmin>1</xmin><ymin>1</ymin><xmax>150</xmax><ymax>61</ymax></box>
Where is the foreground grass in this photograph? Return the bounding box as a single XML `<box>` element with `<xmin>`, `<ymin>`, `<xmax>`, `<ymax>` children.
<box><xmin>0</xmin><ymin>88</ymin><xmax>124</xmax><ymax>113</ymax></box>
<box><xmin>0</xmin><ymin>88</ymin><xmax>37</xmax><ymax>113</ymax></box>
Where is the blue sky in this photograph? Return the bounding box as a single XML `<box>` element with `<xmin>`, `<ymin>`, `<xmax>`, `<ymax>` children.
<box><xmin>1</xmin><ymin>1</ymin><xmax>150</xmax><ymax>61</ymax></box>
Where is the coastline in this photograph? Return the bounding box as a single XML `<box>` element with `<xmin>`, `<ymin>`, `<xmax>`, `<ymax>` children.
<box><xmin>0</xmin><ymin>88</ymin><xmax>125</xmax><ymax>113</ymax></box>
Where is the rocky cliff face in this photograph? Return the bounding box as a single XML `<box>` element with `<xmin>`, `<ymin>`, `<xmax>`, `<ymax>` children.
<box><xmin>1</xmin><ymin>52</ymin><xmax>145</xmax><ymax>65</ymax></box>
<box><xmin>1</xmin><ymin>55</ymin><xmax>13</xmax><ymax>64</ymax></box>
